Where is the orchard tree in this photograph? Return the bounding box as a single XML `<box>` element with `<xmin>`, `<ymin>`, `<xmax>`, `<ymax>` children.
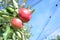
<box><xmin>0</xmin><ymin>0</ymin><xmax>35</xmax><ymax>40</ymax></box>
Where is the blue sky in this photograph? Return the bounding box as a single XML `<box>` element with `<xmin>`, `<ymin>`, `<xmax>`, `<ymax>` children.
<box><xmin>0</xmin><ymin>0</ymin><xmax>60</xmax><ymax>40</ymax></box>
<box><xmin>25</xmin><ymin>0</ymin><xmax>60</xmax><ymax>40</ymax></box>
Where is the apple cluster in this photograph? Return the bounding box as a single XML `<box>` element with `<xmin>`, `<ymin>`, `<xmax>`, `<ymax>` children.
<box><xmin>11</xmin><ymin>8</ymin><xmax>31</xmax><ymax>29</ymax></box>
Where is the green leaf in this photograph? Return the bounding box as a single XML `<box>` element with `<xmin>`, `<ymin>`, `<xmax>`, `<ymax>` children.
<box><xmin>0</xmin><ymin>16</ymin><xmax>6</xmax><ymax>24</ymax></box>
<box><xmin>6</xmin><ymin>7</ymin><xmax>14</xmax><ymax>13</ymax></box>
<box><xmin>20</xmin><ymin>31</ymin><xmax>25</xmax><ymax>40</ymax></box>
<box><xmin>0</xmin><ymin>3</ymin><xmax>2</xmax><ymax>6</ymax></box>
<box><xmin>15</xmin><ymin>0</ymin><xmax>19</xmax><ymax>2</ymax></box>
<box><xmin>31</xmin><ymin>9</ymin><xmax>35</xmax><ymax>14</ymax></box>
<box><xmin>3</xmin><ymin>0</ymin><xmax>8</xmax><ymax>8</ymax></box>
<box><xmin>26</xmin><ymin>5</ymin><xmax>31</xmax><ymax>9</ymax></box>
<box><xmin>16</xmin><ymin>31</ymin><xmax>21</xmax><ymax>39</ymax></box>
<box><xmin>0</xmin><ymin>10</ymin><xmax>3</xmax><ymax>16</ymax></box>
<box><xmin>57</xmin><ymin>35</ymin><xmax>60</xmax><ymax>40</ymax></box>
<box><xmin>11</xmin><ymin>0</ymin><xmax>18</xmax><ymax>9</ymax></box>
<box><xmin>0</xmin><ymin>9</ymin><xmax>11</xmax><ymax>16</ymax></box>
<box><xmin>3</xmin><ymin>25</ymin><xmax>11</xmax><ymax>40</ymax></box>
<box><xmin>51</xmin><ymin>39</ymin><xmax>56</xmax><ymax>40</ymax></box>
<box><xmin>12</xmin><ymin>33</ymin><xmax>16</xmax><ymax>40</ymax></box>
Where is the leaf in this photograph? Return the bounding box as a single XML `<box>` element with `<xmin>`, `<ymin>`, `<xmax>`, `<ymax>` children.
<box><xmin>0</xmin><ymin>10</ymin><xmax>3</xmax><ymax>16</ymax></box>
<box><xmin>31</xmin><ymin>9</ymin><xmax>35</xmax><ymax>14</ymax></box>
<box><xmin>3</xmin><ymin>25</ymin><xmax>11</xmax><ymax>40</ymax></box>
<box><xmin>15</xmin><ymin>0</ymin><xmax>19</xmax><ymax>2</ymax></box>
<box><xmin>51</xmin><ymin>39</ymin><xmax>56</xmax><ymax>40</ymax></box>
<box><xmin>20</xmin><ymin>3</ymin><xmax>25</xmax><ymax>8</ymax></box>
<box><xmin>0</xmin><ymin>9</ymin><xmax>11</xmax><ymax>16</ymax></box>
<box><xmin>0</xmin><ymin>2</ymin><xmax>2</xmax><ymax>6</ymax></box>
<box><xmin>12</xmin><ymin>33</ymin><xmax>16</xmax><ymax>40</ymax></box>
<box><xmin>57</xmin><ymin>35</ymin><xmax>60</xmax><ymax>40</ymax></box>
<box><xmin>16</xmin><ymin>31</ymin><xmax>21</xmax><ymax>39</ymax></box>
<box><xmin>11</xmin><ymin>0</ymin><xmax>18</xmax><ymax>9</ymax></box>
<box><xmin>6</xmin><ymin>7</ymin><xmax>14</xmax><ymax>13</ymax></box>
<box><xmin>3</xmin><ymin>0</ymin><xmax>8</xmax><ymax>8</ymax></box>
<box><xmin>26</xmin><ymin>5</ymin><xmax>31</xmax><ymax>9</ymax></box>
<box><xmin>0</xmin><ymin>16</ymin><xmax>6</xmax><ymax>25</ymax></box>
<box><xmin>11</xmin><ymin>0</ymin><xmax>19</xmax><ymax>14</ymax></box>
<box><xmin>20</xmin><ymin>31</ymin><xmax>25</xmax><ymax>40</ymax></box>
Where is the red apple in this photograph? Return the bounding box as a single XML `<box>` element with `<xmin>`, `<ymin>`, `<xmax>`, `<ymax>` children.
<box><xmin>11</xmin><ymin>18</ymin><xmax>22</xmax><ymax>29</ymax></box>
<box><xmin>18</xmin><ymin>8</ymin><xmax>31</xmax><ymax>22</ymax></box>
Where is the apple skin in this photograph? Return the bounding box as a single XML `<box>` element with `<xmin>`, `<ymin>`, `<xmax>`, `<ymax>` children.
<box><xmin>11</xmin><ymin>18</ymin><xmax>22</xmax><ymax>29</ymax></box>
<box><xmin>18</xmin><ymin>8</ymin><xmax>31</xmax><ymax>23</ymax></box>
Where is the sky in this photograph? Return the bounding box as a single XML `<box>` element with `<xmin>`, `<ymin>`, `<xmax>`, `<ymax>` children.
<box><xmin>25</xmin><ymin>0</ymin><xmax>60</xmax><ymax>40</ymax></box>
<box><xmin>0</xmin><ymin>0</ymin><xmax>60</xmax><ymax>40</ymax></box>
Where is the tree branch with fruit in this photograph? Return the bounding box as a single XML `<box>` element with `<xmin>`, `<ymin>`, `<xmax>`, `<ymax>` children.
<box><xmin>0</xmin><ymin>0</ymin><xmax>35</xmax><ymax>40</ymax></box>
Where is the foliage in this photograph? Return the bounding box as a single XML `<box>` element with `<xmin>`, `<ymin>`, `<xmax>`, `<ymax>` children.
<box><xmin>0</xmin><ymin>0</ymin><xmax>35</xmax><ymax>40</ymax></box>
<box><xmin>51</xmin><ymin>35</ymin><xmax>60</xmax><ymax>40</ymax></box>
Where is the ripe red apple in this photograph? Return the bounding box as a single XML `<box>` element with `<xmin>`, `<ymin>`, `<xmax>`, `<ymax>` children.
<box><xmin>18</xmin><ymin>8</ymin><xmax>31</xmax><ymax>22</ymax></box>
<box><xmin>11</xmin><ymin>18</ymin><xmax>22</xmax><ymax>29</ymax></box>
